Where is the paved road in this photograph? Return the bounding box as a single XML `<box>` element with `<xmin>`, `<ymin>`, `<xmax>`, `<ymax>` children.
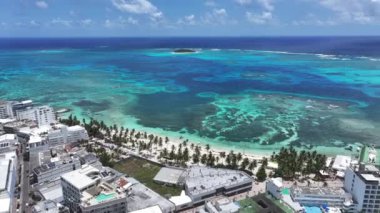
<box><xmin>20</xmin><ymin>143</ymin><xmax>30</xmax><ymax>213</ymax></box>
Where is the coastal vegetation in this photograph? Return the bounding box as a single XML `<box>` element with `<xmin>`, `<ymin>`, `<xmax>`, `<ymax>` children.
<box><xmin>271</xmin><ymin>147</ymin><xmax>327</xmax><ymax>180</ymax></box>
<box><xmin>60</xmin><ymin>114</ymin><xmax>327</xmax><ymax>182</ymax></box>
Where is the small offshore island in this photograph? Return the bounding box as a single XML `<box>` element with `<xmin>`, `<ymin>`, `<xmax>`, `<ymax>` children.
<box><xmin>173</xmin><ymin>48</ymin><xmax>197</xmax><ymax>53</ymax></box>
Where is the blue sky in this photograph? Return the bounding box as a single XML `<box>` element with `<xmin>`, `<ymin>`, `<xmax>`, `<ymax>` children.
<box><xmin>1</xmin><ymin>0</ymin><xmax>380</xmax><ymax>37</ymax></box>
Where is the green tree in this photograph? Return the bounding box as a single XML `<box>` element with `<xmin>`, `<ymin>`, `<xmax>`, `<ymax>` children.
<box><xmin>256</xmin><ymin>165</ymin><xmax>267</xmax><ymax>182</ymax></box>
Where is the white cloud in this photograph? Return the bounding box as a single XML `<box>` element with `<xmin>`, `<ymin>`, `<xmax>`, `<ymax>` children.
<box><xmin>51</xmin><ymin>18</ymin><xmax>72</xmax><ymax>27</ymax></box>
<box><xmin>292</xmin><ymin>14</ymin><xmax>337</xmax><ymax>26</ymax></box>
<box><xmin>30</xmin><ymin>20</ymin><xmax>40</xmax><ymax>26</ymax></box>
<box><xmin>112</xmin><ymin>0</ymin><xmax>159</xmax><ymax>15</ymax></box>
<box><xmin>257</xmin><ymin>0</ymin><xmax>274</xmax><ymax>11</ymax></box>
<box><xmin>35</xmin><ymin>1</ymin><xmax>48</xmax><ymax>9</ymax></box>
<box><xmin>104</xmin><ymin>16</ymin><xmax>139</xmax><ymax>28</ymax></box>
<box><xmin>319</xmin><ymin>0</ymin><xmax>380</xmax><ymax>23</ymax></box>
<box><xmin>112</xmin><ymin>0</ymin><xmax>163</xmax><ymax>23</ymax></box>
<box><xmin>205</xmin><ymin>0</ymin><xmax>217</xmax><ymax>7</ymax></box>
<box><xmin>80</xmin><ymin>19</ymin><xmax>93</xmax><ymax>26</ymax></box>
<box><xmin>246</xmin><ymin>11</ymin><xmax>272</xmax><ymax>24</ymax></box>
<box><xmin>202</xmin><ymin>8</ymin><xmax>229</xmax><ymax>24</ymax></box>
<box><xmin>235</xmin><ymin>0</ymin><xmax>252</xmax><ymax>5</ymax></box>
<box><xmin>178</xmin><ymin>14</ymin><xmax>196</xmax><ymax>25</ymax></box>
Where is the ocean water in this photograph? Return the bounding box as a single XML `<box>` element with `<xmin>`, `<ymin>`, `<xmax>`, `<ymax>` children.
<box><xmin>1</xmin><ymin>37</ymin><xmax>380</xmax><ymax>156</ymax></box>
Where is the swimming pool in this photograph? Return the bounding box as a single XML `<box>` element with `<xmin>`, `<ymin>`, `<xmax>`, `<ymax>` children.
<box><xmin>304</xmin><ymin>206</ymin><xmax>322</xmax><ymax>213</ymax></box>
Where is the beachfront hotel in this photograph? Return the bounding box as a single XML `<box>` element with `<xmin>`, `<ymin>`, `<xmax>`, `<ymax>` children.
<box><xmin>344</xmin><ymin>163</ymin><xmax>380</xmax><ymax>212</ymax></box>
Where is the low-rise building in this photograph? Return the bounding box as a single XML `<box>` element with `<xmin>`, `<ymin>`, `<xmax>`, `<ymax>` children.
<box><xmin>0</xmin><ymin>134</ymin><xmax>18</xmax><ymax>153</ymax></box>
<box><xmin>204</xmin><ymin>197</ymin><xmax>240</xmax><ymax>213</ymax></box>
<box><xmin>291</xmin><ymin>186</ymin><xmax>347</xmax><ymax>207</ymax></box>
<box><xmin>33</xmin><ymin>155</ymin><xmax>81</xmax><ymax>183</ymax></box>
<box><xmin>31</xmin><ymin>200</ymin><xmax>69</xmax><ymax>213</ymax></box>
<box><xmin>183</xmin><ymin>166</ymin><xmax>253</xmax><ymax>204</ymax></box>
<box><xmin>266</xmin><ymin>177</ymin><xmax>283</xmax><ymax>199</ymax></box>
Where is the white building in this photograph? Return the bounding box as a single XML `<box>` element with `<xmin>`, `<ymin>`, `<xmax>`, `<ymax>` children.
<box><xmin>266</xmin><ymin>177</ymin><xmax>283</xmax><ymax>199</ymax></box>
<box><xmin>48</xmin><ymin>125</ymin><xmax>88</xmax><ymax>147</ymax></box>
<box><xmin>28</xmin><ymin>135</ymin><xmax>48</xmax><ymax>153</ymax></box>
<box><xmin>183</xmin><ymin>166</ymin><xmax>253</xmax><ymax>204</ymax></box>
<box><xmin>332</xmin><ymin>155</ymin><xmax>352</xmax><ymax>171</ymax></box>
<box><xmin>291</xmin><ymin>186</ymin><xmax>347</xmax><ymax>207</ymax></box>
<box><xmin>204</xmin><ymin>197</ymin><xmax>240</xmax><ymax>213</ymax></box>
<box><xmin>16</xmin><ymin>105</ymin><xmax>56</xmax><ymax>127</ymax></box>
<box><xmin>33</xmin><ymin>155</ymin><xmax>81</xmax><ymax>183</ymax></box>
<box><xmin>0</xmin><ymin>134</ymin><xmax>18</xmax><ymax>153</ymax></box>
<box><xmin>61</xmin><ymin>165</ymin><xmax>127</xmax><ymax>213</ymax></box>
<box><xmin>344</xmin><ymin>164</ymin><xmax>380</xmax><ymax>212</ymax></box>
<box><xmin>0</xmin><ymin>101</ymin><xmax>13</xmax><ymax>119</ymax></box>
<box><xmin>0</xmin><ymin>151</ymin><xmax>17</xmax><ymax>213</ymax></box>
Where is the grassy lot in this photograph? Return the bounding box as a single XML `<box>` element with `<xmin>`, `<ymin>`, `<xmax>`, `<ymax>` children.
<box><xmin>238</xmin><ymin>198</ymin><xmax>261</xmax><ymax>213</ymax></box>
<box><xmin>114</xmin><ymin>157</ymin><xmax>182</xmax><ymax>197</ymax></box>
<box><xmin>239</xmin><ymin>194</ymin><xmax>294</xmax><ymax>213</ymax></box>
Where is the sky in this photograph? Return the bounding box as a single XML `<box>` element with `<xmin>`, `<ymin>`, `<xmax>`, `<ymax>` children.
<box><xmin>1</xmin><ymin>0</ymin><xmax>380</xmax><ymax>37</ymax></box>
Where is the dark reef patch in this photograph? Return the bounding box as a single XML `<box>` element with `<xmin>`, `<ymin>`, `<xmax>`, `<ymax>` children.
<box><xmin>73</xmin><ymin>100</ymin><xmax>111</xmax><ymax>112</ymax></box>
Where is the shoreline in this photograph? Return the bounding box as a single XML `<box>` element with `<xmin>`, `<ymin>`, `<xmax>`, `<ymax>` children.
<box><xmin>61</xmin><ymin>111</ymin><xmax>376</xmax><ymax>161</ymax></box>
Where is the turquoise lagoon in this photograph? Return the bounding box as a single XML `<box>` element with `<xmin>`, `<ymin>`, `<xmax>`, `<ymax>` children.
<box><xmin>1</xmin><ymin>38</ymin><xmax>380</xmax><ymax>156</ymax></box>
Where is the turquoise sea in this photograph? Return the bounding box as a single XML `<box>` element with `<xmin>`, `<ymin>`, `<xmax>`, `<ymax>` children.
<box><xmin>1</xmin><ymin>37</ymin><xmax>380</xmax><ymax>156</ymax></box>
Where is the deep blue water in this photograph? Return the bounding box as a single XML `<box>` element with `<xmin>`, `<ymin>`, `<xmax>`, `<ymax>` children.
<box><xmin>2</xmin><ymin>37</ymin><xmax>380</xmax><ymax>57</ymax></box>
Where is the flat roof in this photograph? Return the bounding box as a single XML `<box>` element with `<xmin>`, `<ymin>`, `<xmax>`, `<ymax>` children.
<box><xmin>0</xmin><ymin>197</ymin><xmax>10</xmax><ymax>213</ymax></box>
<box><xmin>291</xmin><ymin>186</ymin><xmax>345</xmax><ymax>197</ymax></box>
<box><xmin>153</xmin><ymin>167</ymin><xmax>185</xmax><ymax>185</ymax></box>
<box><xmin>67</xmin><ymin>125</ymin><xmax>85</xmax><ymax>131</ymax></box>
<box><xmin>130</xmin><ymin>205</ymin><xmax>163</xmax><ymax>213</ymax></box>
<box><xmin>61</xmin><ymin>165</ymin><xmax>99</xmax><ymax>190</ymax></box>
<box><xmin>184</xmin><ymin>166</ymin><xmax>252</xmax><ymax>197</ymax></box>
<box><xmin>169</xmin><ymin>191</ymin><xmax>192</xmax><ymax>206</ymax></box>
<box><xmin>0</xmin><ymin>134</ymin><xmax>16</xmax><ymax>141</ymax></box>
<box><xmin>332</xmin><ymin>155</ymin><xmax>351</xmax><ymax>171</ymax></box>
<box><xmin>361</xmin><ymin>174</ymin><xmax>380</xmax><ymax>182</ymax></box>
<box><xmin>126</xmin><ymin>177</ymin><xmax>175</xmax><ymax>213</ymax></box>
<box><xmin>29</xmin><ymin>135</ymin><xmax>43</xmax><ymax>144</ymax></box>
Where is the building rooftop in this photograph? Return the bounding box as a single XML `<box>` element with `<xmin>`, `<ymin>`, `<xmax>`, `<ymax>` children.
<box><xmin>291</xmin><ymin>186</ymin><xmax>346</xmax><ymax>198</ymax></box>
<box><xmin>32</xmin><ymin>200</ymin><xmax>60</xmax><ymax>213</ymax></box>
<box><xmin>36</xmin><ymin>180</ymin><xmax>63</xmax><ymax>203</ymax></box>
<box><xmin>183</xmin><ymin>166</ymin><xmax>252</xmax><ymax>197</ymax></box>
<box><xmin>33</xmin><ymin>155</ymin><xmax>79</xmax><ymax>175</ymax></box>
<box><xmin>361</xmin><ymin>174</ymin><xmax>380</xmax><ymax>182</ymax></box>
<box><xmin>153</xmin><ymin>167</ymin><xmax>185</xmax><ymax>185</ymax></box>
<box><xmin>126</xmin><ymin>177</ymin><xmax>175</xmax><ymax>213</ymax></box>
<box><xmin>0</xmin><ymin>134</ymin><xmax>16</xmax><ymax>141</ymax></box>
<box><xmin>67</xmin><ymin>125</ymin><xmax>85</xmax><ymax>131</ymax></box>
<box><xmin>332</xmin><ymin>155</ymin><xmax>352</xmax><ymax>171</ymax></box>
<box><xmin>129</xmin><ymin>205</ymin><xmax>163</xmax><ymax>213</ymax></box>
<box><xmin>80</xmin><ymin>181</ymin><xmax>126</xmax><ymax>208</ymax></box>
<box><xmin>61</xmin><ymin>165</ymin><xmax>99</xmax><ymax>190</ymax></box>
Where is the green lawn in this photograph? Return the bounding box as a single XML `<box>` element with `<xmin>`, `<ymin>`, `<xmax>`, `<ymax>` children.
<box><xmin>114</xmin><ymin>157</ymin><xmax>182</xmax><ymax>197</ymax></box>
